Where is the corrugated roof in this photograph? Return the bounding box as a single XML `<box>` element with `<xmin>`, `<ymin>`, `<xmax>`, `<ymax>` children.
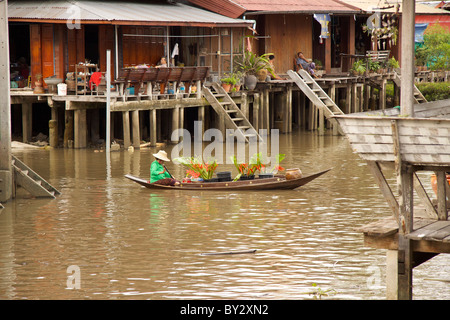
<box><xmin>232</xmin><ymin>0</ymin><xmax>360</xmax><ymax>13</ymax></box>
<box><xmin>187</xmin><ymin>0</ymin><xmax>360</xmax><ymax>17</ymax></box>
<box><xmin>8</xmin><ymin>0</ymin><xmax>254</xmax><ymax>26</ymax></box>
<box><xmin>341</xmin><ymin>0</ymin><xmax>450</xmax><ymax>14</ymax></box>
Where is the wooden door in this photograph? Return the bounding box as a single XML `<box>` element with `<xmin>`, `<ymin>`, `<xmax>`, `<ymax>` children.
<box><xmin>98</xmin><ymin>25</ymin><xmax>115</xmax><ymax>79</ymax></box>
<box><xmin>41</xmin><ymin>24</ymin><xmax>54</xmax><ymax>79</ymax></box>
<box><xmin>29</xmin><ymin>24</ymin><xmax>42</xmax><ymax>84</ymax></box>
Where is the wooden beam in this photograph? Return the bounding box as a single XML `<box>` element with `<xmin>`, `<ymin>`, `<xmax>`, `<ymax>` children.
<box><xmin>122</xmin><ymin>111</ymin><xmax>131</xmax><ymax>149</ymax></box>
<box><xmin>366</xmin><ymin>161</ymin><xmax>399</xmax><ymax>219</ymax></box>
<box><xmin>413</xmin><ymin>173</ymin><xmax>439</xmax><ymax>219</ymax></box>
<box><xmin>435</xmin><ymin>171</ymin><xmax>449</xmax><ymax>221</ymax></box>
<box><xmin>74</xmin><ymin>109</ymin><xmax>87</xmax><ymax>149</ymax></box>
<box><xmin>132</xmin><ymin>110</ymin><xmax>140</xmax><ymax>149</ymax></box>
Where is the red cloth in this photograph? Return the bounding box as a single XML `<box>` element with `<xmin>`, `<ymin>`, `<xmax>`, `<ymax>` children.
<box><xmin>89</xmin><ymin>72</ymin><xmax>102</xmax><ymax>90</ymax></box>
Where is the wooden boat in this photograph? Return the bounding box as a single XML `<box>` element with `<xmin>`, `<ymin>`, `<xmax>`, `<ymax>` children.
<box><xmin>125</xmin><ymin>168</ymin><xmax>331</xmax><ymax>191</ymax></box>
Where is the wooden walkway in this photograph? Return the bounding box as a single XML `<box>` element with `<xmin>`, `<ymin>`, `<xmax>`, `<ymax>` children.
<box><xmin>358</xmin><ymin>216</ymin><xmax>450</xmax><ymax>253</ymax></box>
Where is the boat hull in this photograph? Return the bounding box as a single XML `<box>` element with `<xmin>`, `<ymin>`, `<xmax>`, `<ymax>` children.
<box><xmin>125</xmin><ymin>169</ymin><xmax>331</xmax><ymax>191</ymax></box>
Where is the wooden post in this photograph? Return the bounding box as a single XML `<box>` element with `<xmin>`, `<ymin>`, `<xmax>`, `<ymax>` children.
<box><xmin>122</xmin><ymin>111</ymin><xmax>130</xmax><ymax>149</ymax></box>
<box><xmin>22</xmin><ymin>102</ymin><xmax>32</xmax><ymax>143</ymax></box>
<box><xmin>328</xmin><ymin>84</ymin><xmax>338</xmax><ymax>135</ymax></box>
<box><xmin>132</xmin><ymin>110</ymin><xmax>140</xmax><ymax>148</ymax></box>
<box><xmin>63</xmin><ymin>104</ymin><xmax>74</xmax><ymax>148</ymax></box>
<box><xmin>400</xmin><ymin>0</ymin><xmax>415</xmax><ymax>117</ymax></box>
<box><xmin>300</xmin><ymin>92</ymin><xmax>306</xmax><ymax>129</ymax></box>
<box><xmin>436</xmin><ymin>171</ymin><xmax>449</xmax><ymax>221</ymax></box>
<box><xmin>241</xmin><ymin>92</ymin><xmax>248</xmax><ymax>119</ymax></box>
<box><xmin>150</xmin><ymin>108</ymin><xmax>157</xmax><ymax>147</ymax></box>
<box><xmin>171</xmin><ymin>106</ymin><xmax>179</xmax><ymax>144</ymax></box>
<box><xmin>198</xmin><ymin>106</ymin><xmax>205</xmax><ymax>140</ymax></box>
<box><xmin>364</xmin><ymin>84</ymin><xmax>370</xmax><ymax>111</ymax></box>
<box><xmin>49</xmin><ymin>105</ymin><xmax>58</xmax><ymax>148</ymax></box>
<box><xmin>74</xmin><ymin>109</ymin><xmax>87</xmax><ymax>149</ymax></box>
<box><xmin>386</xmin><ymin>250</ymin><xmax>399</xmax><ymax>300</ymax></box>
<box><xmin>392</xmin><ymin>119</ymin><xmax>413</xmax><ymax>300</ymax></box>
<box><xmin>0</xmin><ymin>0</ymin><xmax>12</xmax><ymax>202</ymax></box>
<box><xmin>286</xmin><ymin>85</ymin><xmax>292</xmax><ymax>133</ymax></box>
<box><xmin>379</xmin><ymin>79</ymin><xmax>387</xmax><ymax>110</ymax></box>
<box><xmin>351</xmin><ymin>82</ymin><xmax>357</xmax><ymax>114</ymax></box>
<box><xmin>253</xmin><ymin>93</ymin><xmax>260</xmax><ymax>131</ymax></box>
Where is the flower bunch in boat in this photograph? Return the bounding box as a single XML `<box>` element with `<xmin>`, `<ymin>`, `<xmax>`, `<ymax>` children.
<box><xmin>174</xmin><ymin>156</ymin><xmax>218</xmax><ymax>180</ymax></box>
<box><xmin>230</xmin><ymin>155</ymin><xmax>259</xmax><ymax>181</ymax></box>
<box><xmin>230</xmin><ymin>153</ymin><xmax>286</xmax><ymax>180</ymax></box>
<box><xmin>249</xmin><ymin>152</ymin><xmax>286</xmax><ymax>174</ymax></box>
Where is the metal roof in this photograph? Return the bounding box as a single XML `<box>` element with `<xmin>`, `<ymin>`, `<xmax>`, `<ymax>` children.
<box><xmin>232</xmin><ymin>0</ymin><xmax>360</xmax><ymax>13</ymax></box>
<box><xmin>340</xmin><ymin>0</ymin><xmax>450</xmax><ymax>14</ymax></box>
<box><xmin>8</xmin><ymin>0</ymin><xmax>254</xmax><ymax>26</ymax></box>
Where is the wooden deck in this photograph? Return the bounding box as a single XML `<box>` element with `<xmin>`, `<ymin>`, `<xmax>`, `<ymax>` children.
<box><xmin>358</xmin><ymin>216</ymin><xmax>450</xmax><ymax>253</ymax></box>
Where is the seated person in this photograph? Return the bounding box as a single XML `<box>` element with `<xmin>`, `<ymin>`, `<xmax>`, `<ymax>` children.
<box><xmin>155</xmin><ymin>57</ymin><xmax>174</xmax><ymax>68</ymax></box>
<box><xmin>150</xmin><ymin>150</ymin><xmax>179</xmax><ymax>186</ymax></box>
<box><xmin>268</xmin><ymin>55</ymin><xmax>284</xmax><ymax>80</ymax></box>
<box><xmin>296</xmin><ymin>52</ymin><xmax>317</xmax><ymax>78</ymax></box>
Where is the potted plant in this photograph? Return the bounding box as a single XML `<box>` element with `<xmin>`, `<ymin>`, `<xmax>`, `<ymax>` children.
<box><xmin>220</xmin><ymin>74</ymin><xmax>236</xmax><ymax>93</ymax></box>
<box><xmin>234</xmin><ymin>51</ymin><xmax>274</xmax><ymax>90</ymax></box>
<box><xmin>368</xmin><ymin>60</ymin><xmax>381</xmax><ymax>74</ymax></box>
<box><xmin>174</xmin><ymin>156</ymin><xmax>218</xmax><ymax>181</ymax></box>
<box><xmin>350</xmin><ymin>60</ymin><xmax>366</xmax><ymax>76</ymax></box>
<box><xmin>230</xmin><ymin>155</ymin><xmax>257</xmax><ymax>181</ymax></box>
<box><xmin>387</xmin><ymin>57</ymin><xmax>399</xmax><ymax>72</ymax></box>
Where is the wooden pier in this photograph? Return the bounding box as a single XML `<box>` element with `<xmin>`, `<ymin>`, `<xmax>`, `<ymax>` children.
<box><xmin>9</xmin><ymin>68</ymin><xmax>421</xmax><ymax>150</ymax></box>
<box><xmin>334</xmin><ymin>101</ymin><xmax>450</xmax><ymax>300</ymax></box>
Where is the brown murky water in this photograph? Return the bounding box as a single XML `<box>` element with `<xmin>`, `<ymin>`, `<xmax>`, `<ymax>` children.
<box><xmin>0</xmin><ymin>131</ymin><xmax>449</xmax><ymax>300</ymax></box>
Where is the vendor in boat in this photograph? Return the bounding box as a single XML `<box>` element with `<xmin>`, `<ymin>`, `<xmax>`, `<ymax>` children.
<box><xmin>150</xmin><ymin>150</ymin><xmax>179</xmax><ymax>186</ymax></box>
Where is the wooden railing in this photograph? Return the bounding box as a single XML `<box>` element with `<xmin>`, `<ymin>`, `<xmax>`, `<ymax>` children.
<box><xmin>113</xmin><ymin>66</ymin><xmax>210</xmax><ymax>97</ymax></box>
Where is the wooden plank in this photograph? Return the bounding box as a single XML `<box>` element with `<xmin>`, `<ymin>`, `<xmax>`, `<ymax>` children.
<box><xmin>413</xmin><ymin>173</ymin><xmax>439</xmax><ymax>219</ymax></box>
<box><xmin>350</xmin><ymin>144</ymin><xmax>450</xmax><ymax>155</ymax></box>
<box><xmin>424</xmin><ymin>224</ymin><xmax>450</xmax><ymax>241</ymax></box>
<box><xmin>407</xmin><ymin>221</ymin><xmax>450</xmax><ymax>240</ymax></box>
<box><xmin>366</xmin><ymin>161</ymin><xmax>399</xmax><ymax>219</ymax></box>
<box><xmin>357</xmin><ymin>216</ymin><xmax>398</xmax><ymax>237</ymax></box>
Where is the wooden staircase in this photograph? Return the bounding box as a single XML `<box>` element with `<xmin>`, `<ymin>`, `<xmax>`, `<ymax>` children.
<box><xmin>12</xmin><ymin>155</ymin><xmax>61</xmax><ymax>198</ymax></box>
<box><xmin>287</xmin><ymin>69</ymin><xmax>344</xmax><ymax>132</ymax></box>
<box><xmin>393</xmin><ymin>71</ymin><xmax>427</xmax><ymax>104</ymax></box>
<box><xmin>202</xmin><ymin>82</ymin><xmax>263</xmax><ymax>143</ymax></box>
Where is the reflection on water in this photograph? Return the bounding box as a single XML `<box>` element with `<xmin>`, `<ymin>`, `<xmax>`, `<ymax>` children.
<box><xmin>0</xmin><ymin>131</ymin><xmax>448</xmax><ymax>300</ymax></box>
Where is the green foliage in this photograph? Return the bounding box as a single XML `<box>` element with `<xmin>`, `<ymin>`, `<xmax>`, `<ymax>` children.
<box><xmin>416</xmin><ymin>23</ymin><xmax>450</xmax><ymax>70</ymax></box>
<box><xmin>234</xmin><ymin>50</ymin><xmax>274</xmax><ymax>76</ymax></box>
<box><xmin>220</xmin><ymin>74</ymin><xmax>237</xmax><ymax>85</ymax></box>
<box><xmin>388</xmin><ymin>57</ymin><xmax>399</xmax><ymax>69</ymax></box>
<box><xmin>368</xmin><ymin>60</ymin><xmax>381</xmax><ymax>72</ymax></box>
<box><xmin>416</xmin><ymin>82</ymin><xmax>450</xmax><ymax>101</ymax></box>
<box><xmin>351</xmin><ymin>59</ymin><xmax>366</xmax><ymax>75</ymax></box>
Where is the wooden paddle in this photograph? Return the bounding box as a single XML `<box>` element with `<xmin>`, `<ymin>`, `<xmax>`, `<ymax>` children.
<box><xmin>163</xmin><ymin>164</ymin><xmax>175</xmax><ymax>179</ymax></box>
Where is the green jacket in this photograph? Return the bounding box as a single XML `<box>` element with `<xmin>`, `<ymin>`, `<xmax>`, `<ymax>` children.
<box><xmin>150</xmin><ymin>160</ymin><xmax>171</xmax><ymax>183</ymax></box>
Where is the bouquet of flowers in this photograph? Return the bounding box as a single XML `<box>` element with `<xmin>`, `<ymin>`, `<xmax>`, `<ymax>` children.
<box><xmin>174</xmin><ymin>156</ymin><xmax>218</xmax><ymax>180</ymax></box>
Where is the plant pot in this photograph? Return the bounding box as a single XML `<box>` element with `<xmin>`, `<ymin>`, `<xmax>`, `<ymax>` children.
<box><xmin>232</xmin><ymin>84</ymin><xmax>241</xmax><ymax>92</ymax></box>
<box><xmin>217</xmin><ymin>171</ymin><xmax>232</xmax><ymax>182</ymax></box>
<box><xmin>258</xmin><ymin>173</ymin><xmax>274</xmax><ymax>179</ymax></box>
<box><xmin>239</xmin><ymin>174</ymin><xmax>255</xmax><ymax>180</ymax></box>
<box><xmin>204</xmin><ymin>178</ymin><xmax>219</xmax><ymax>183</ymax></box>
<box><xmin>256</xmin><ymin>69</ymin><xmax>268</xmax><ymax>81</ymax></box>
<box><xmin>285</xmin><ymin>168</ymin><xmax>303</xmax><ymax>180</ymax></box>
<box><xmin>33</xmin><ymin>81</ymin><xmax>45</xmax><ymax>94</ymax></box>
<box><xmin>221</xmin><ymin>82</ymin><xmax>232</xmax><ymax>92</ymax></box>
<box><xmin>244</xmin><ymin>75</ymin><xmax>257</xmax><ymax>90</ymax></box>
